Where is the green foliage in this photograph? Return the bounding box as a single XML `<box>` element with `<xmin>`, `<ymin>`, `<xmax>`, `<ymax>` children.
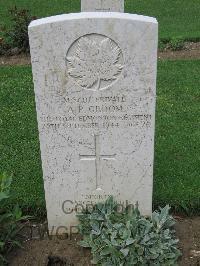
<box><xmin>8</xmin><ymin>6</ymin><xmax>36</xmax><ymax>51</ymax></box>
<box><xmin>158</xmin><ymin>38</ymin><xmax>185</xmax><ymax>51</ymax></box>
<box><xmin>168</xmin><ymin>38</ymin><xmax>185</xmax><ymax>51</ymax></box>
<box><xmin>158</xmin><ymin>40</ymin><xmax>168</xmax><ymax>51</ymax></box>
<box><xmin>0</xmin><ymin>6</ymin><xmax>36</xmax><ymax>54</ymax></box>
<box><xmin>78</xmin><ymin>197</ymin><xmax>181</xmax><ymax>265</ymax></box>
<box><xmin>0</xmin><ymin>173</ymin><xmax>30</xmax><ymax>265</ymax></box>
<box><xmin>0</xmin><ymin>39</ymin><xmax>11</xmax><ymax>56</ymax></box>
<box><xmin>0</xmin><ymin>173</ymin><xmax>12</xmax><ymax>201</ymax></box>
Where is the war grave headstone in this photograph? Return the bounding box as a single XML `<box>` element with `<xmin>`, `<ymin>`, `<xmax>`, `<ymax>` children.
<box><xmin>29</xmin><ymin>0</ymin><xmax>158</xmax><ymax>234</ymax></box>
<box><xmin>81</xmin><ymin>0</ymin><xmax>124</xmax><ymax>12</ymax></box>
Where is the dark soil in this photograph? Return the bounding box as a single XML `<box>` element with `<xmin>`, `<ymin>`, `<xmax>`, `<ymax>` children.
<box><xmin>0</xmin><ymin>53</ymin><xmax>31</xmax><ymax>66</ymax></box>
<box><xmin>0</xmin><ymin>42</ymin><xmax>200</xmax><ymax>66</ymax></box>
<box><xmin>8</xmin><ymin>238</ymin><xmax>92</xmax><ymax>266</ymax></box>
<box><xmin>7</xmin><ymin>217</ymin><xmax>200</xmax><ymax>266</ymax></box>
<box><xmin>175</xmin><ymin>217</ymin><xmax>200</xmax><ymax>266</ymax></box>
<box><xmin>159</xmin><ymin>42</ymin><xmax>200</xmax><ymax>60</ymax></box>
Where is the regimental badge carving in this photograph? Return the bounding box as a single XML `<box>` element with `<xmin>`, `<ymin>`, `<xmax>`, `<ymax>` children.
<box><xmin>66</xmin><ymin>34</ymin><xmax>124</xmax><ymax>91</ymax></box>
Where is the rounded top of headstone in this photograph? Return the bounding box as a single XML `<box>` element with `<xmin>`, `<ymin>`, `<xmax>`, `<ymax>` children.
<box><xmin>29</xmin><ymin>13</ymin><xmax>157</xmax><ymax>29</ymax></box>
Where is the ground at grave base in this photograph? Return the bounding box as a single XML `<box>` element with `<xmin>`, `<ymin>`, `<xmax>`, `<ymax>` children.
<box><xmin>7</xmin><ymin>217</ymin><xmax>200</xmax><ymax>266</ymax></box>
<box><xmin>1</xmin><ymin>42</ymin><xmax>200</xmax><ymax>66</ymax></box>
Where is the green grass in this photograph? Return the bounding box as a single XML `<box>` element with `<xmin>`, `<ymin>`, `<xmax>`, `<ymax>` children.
<box><xmin>155</xmin><ymin>60</ymin><xmax>200</xmax><ymax>214</ymax></box>
<box><xmin>0</xmin><ymin>61</ymin><xmax>200</xmax><ymax>215</ymax></box>
<box><xmin>0</xmin><ymin>67</ymin><xmax>44</xmax><ymax>212</ymax></box>
<box><xmin>0</xmin><ymin>0</ymin><xmax>200</xmax><ymax>40</ymax></box>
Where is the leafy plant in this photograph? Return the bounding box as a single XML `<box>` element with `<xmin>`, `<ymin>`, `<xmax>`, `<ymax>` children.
<box><xmin>78</xmin><ymin>197</ymin><xmax>181</xmax><ymax>265</ymax></box>
<box><xmin>158</xmin><ymin>38</ymin><xmax>185</xmax><ymax>52</ymax></box>
<box><xmin>158</xmin><ymin>39</ymin><xmax>169</xmax><ymax>51</ymax></box>
<box><xmin>0</xmin><ymin>6</ymin><xmax>36</xmax><ymax>54</ymax></box>
<box><xmin>0</xmin><ymin>173</ymin><xmax>30</xmax><ymax>265</ymax></box>
<box><xmin>168</xmin><ymin>38</ymin><xmax>185</xmax><ymax>51</ymax></box>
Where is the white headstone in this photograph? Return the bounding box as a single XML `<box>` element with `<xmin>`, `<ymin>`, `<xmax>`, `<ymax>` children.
<box><xmin>29</xmin><ymin>12</ymin><xmax>158</xmax><ymax>235</ymax></box>
<box><xmin>81</xmin><ymin>0</ymin><xmax>124</xmax><ymax>12</ymax></box>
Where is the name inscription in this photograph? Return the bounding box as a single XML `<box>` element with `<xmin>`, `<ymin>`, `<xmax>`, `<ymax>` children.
<box><xmin>40</xmin><ymin>94</ymin><xmax>152</xmax><ymax>130</ymax></box>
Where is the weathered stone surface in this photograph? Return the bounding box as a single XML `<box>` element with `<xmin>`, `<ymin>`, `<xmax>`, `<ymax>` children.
<box><xmin>29</xmin><ymin>12</ymin><xmax>158</xmax><ymax>234</ymax></box>
<box><xmin>81</xmin><ymin>0</ymin><xmax>124</xmax><ymax>12</ymax></box>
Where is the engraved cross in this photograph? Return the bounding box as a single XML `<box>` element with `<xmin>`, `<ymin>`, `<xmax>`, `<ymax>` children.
<box><xmin>79</xmin><ymin>135</ymin><xmax>116</xmax><ymax>190</ymax></box>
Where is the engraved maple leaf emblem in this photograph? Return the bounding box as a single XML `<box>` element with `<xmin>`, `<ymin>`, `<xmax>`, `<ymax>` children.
<box><xmin>66</xmin><ymin>36</ymin><xmax>123</xmax><ymax>90</ymax></box>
